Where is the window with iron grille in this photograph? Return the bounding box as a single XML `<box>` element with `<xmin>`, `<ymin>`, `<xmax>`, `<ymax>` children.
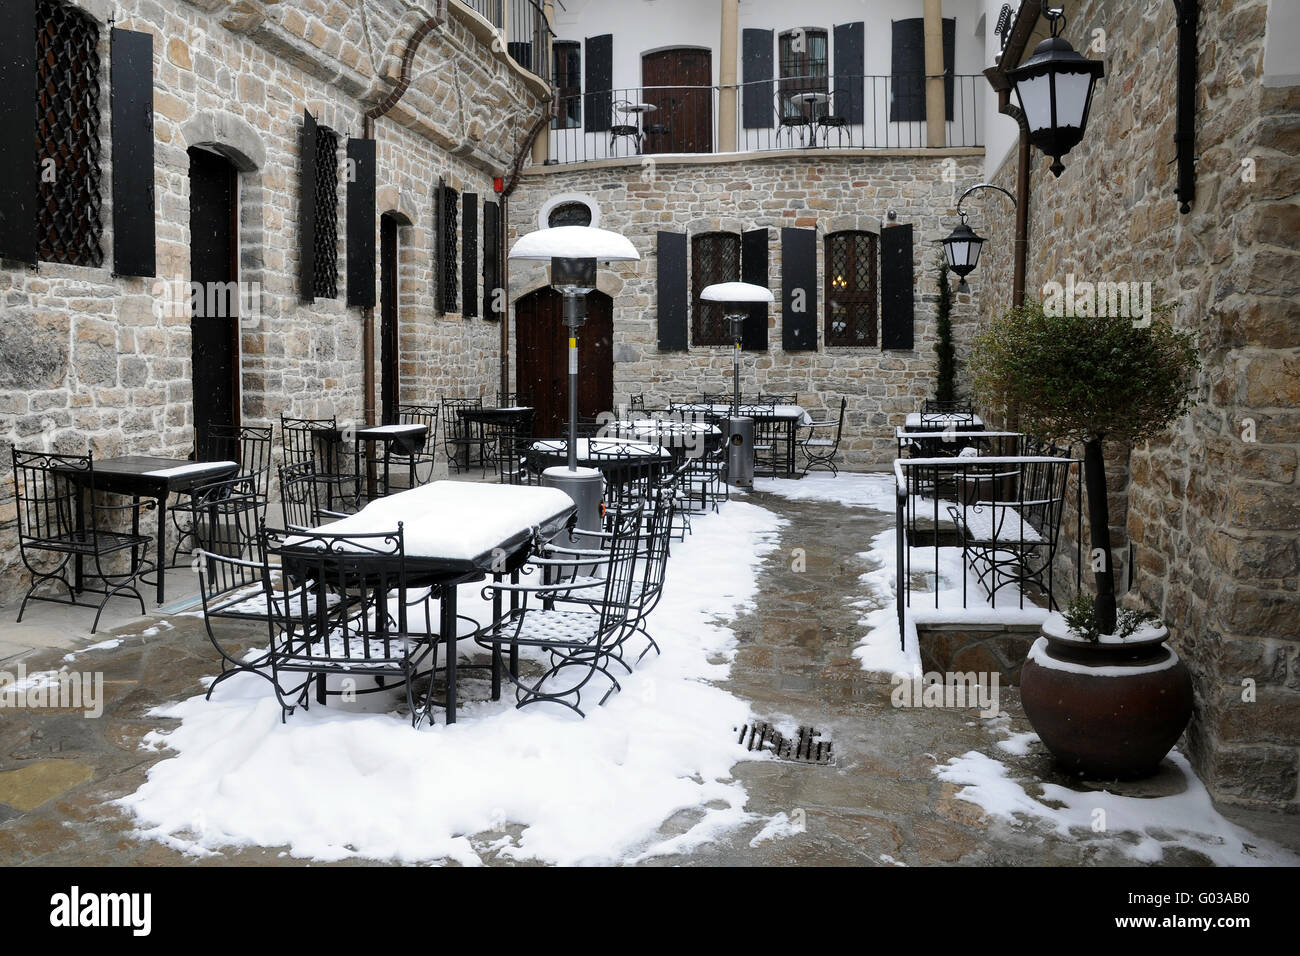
<box><xmin>778</xmin><ymin>27</ymin><xmax>828</xmax><ymax>120</ymax></box>
<box><xmin>691</xmin><ymin>232</ymin><xmax>740</xmax><ymax>347</ymax></box>
<box><xmin>438</xmin><ymin>184</ymin><xmax>459</xmax><ymax>313</ymax></box>
<box><xmin>552</xmin><ymin>40</ymin><xmax>581</xmax><ymax>129</ymax></box>
<box><xmin>547</xmin><ymin>201</ymin><xmax>592</xmax><ymax>228</ymax></box>
<box><xmin>35</xmin><ymin>0</ymin><xmax>102</xmax><ymax>267</ymax></box>
<box><xmin>312</xmin><ymin>126</ymin><xmax>339</xmax><ymax>298</ymax></box>
<box><xmin>825</xmin><ymin>231</ymin><xmax>878</xmax><ymax>346</ymax></box>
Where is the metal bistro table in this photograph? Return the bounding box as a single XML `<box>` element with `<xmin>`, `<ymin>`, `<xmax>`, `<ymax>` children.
<box><xmin>610</xmin><ymin>419</ymin><xmax>722</xmax><ymax>465</ymax></box>
<box><xmin>354</xmin><ymin>423</ymin><xmax>427</xmax><ymax>495</ymax></box>
<box><xmin>670</xmin><ymin>402</ymin><xmax>813</xmax><ymax>476</ymax></box>
<box><xmin>456</xmin><ymin>405</ymin><xmax>535</xmax><ymax>472</ymax></box>
<box><xmin>307</xmin><ymin>480</ymin><xmax>576</xmax><ymax>723</ymax></box>
<box><xmin>58</xmin><ymin>455</ymin><xmax>239</xmax><ymax>603</ymax></box>
<box><xmin>528</xmin><ymin>437</ymin><xmax>672</xmax><ymax>484</ymax></box>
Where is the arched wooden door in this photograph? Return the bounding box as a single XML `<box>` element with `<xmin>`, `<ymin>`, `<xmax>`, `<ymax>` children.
<box><xmin>515</xmin><ymin>288</ymin><xmax>613</xmax><ymax>439</ymax></box>
<box><xmin>642</xmin><ymin>48</ymin><xmax>713</xmax><ymax>154</ymax></box>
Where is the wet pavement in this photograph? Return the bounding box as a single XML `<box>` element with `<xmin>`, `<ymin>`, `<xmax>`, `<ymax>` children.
<box><xmin>0</xmin><ymin>482</ymin><xmax>1296</xmax><ymax>866</ymax></box>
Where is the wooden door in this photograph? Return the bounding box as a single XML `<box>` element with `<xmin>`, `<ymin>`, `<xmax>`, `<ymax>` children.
<box><xmin>188</xmin><ymin>147</ymin><xmax>239</xmax><ymax>460</ymax></box>
<box><xmin>515</xmin><ymin>288</ymin><xmax>613</xmax><ymax>439</ymax></box>
<box><xmin>380</xmin><ymin>214</ymin><xmax>399</xmax><ymax>424</ymax></box>
<box><xmin>642</xmin><ymin>48</ymin><xmax>713</xmax><ymax>154</ymax></box>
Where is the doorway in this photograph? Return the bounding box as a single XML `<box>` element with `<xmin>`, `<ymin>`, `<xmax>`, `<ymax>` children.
<box><xmin>380</xmin><ymin>213</ymin><xmax>400</xmax><ymax>424</ymax></box>
<box><xmin>515</xmin><ymin>288</ymin><xmax>613</xmax><ymax>439</ymax></box>
<box><xmin>641</xmin><ymin>48</ymin><xmax>714</xmax><ymax>154</ymax></box>
<box><xmin>188</xmin><ymin>146</ymin><xmax>240</xmax><ymax>460</ymax></box>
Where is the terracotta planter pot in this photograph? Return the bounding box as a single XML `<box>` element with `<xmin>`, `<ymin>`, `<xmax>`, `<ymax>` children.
<box><xmin>1019</xmin><ymin>614</ymin><xmax>1193</xmax><ymax>780</ymax></box>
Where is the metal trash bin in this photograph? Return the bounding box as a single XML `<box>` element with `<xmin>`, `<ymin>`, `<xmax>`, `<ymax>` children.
<box><xmin>726</xmin><ymin>416</ymin><xmax>754</xmax><ymax>488</ymax></box>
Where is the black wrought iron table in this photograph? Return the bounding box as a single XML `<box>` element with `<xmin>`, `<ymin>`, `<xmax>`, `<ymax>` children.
<box><xmin>354</xmin><ymin>423</ymin><xmax>427</xmax><ymax>495</ymax></box>
<box><xmin>669</xmin><ymin>402</ymin><xmax>813</xmax><ymax>476</ymax></box>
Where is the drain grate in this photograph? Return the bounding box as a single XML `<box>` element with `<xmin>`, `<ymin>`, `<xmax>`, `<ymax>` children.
<box><xmin>735</xmin><ymin>722</ymin><xmax>833</xmax><ymax>765</ymax></box>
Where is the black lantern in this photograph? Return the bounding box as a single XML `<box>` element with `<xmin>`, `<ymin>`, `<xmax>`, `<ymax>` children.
<box><xmin>941</xmin><ymin>211</ymin><xmax>984</xmax><ymax>292</ymax></box>
<box><xmin>1006</xmin><ymin>3</ymin><xmax>1104</xmax><ymax>177</ymax></box>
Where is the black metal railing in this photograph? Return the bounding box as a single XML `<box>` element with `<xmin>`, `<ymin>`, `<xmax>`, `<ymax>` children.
<box><xmin>546</xmin><ymin>74</ymin><xmax>983</xmax><ymax>165</ymax></box>
<box><xmin>891</xmin><ymin>435</ymin><xmax>1083</xmax><ymax>649</ymax></box>
<box><xmin>460</xmin><ymin>0</ymin><xmax>553</xmax><ymax>76</ymax></box>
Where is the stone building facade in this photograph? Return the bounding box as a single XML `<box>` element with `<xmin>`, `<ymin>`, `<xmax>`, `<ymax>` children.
<box><xmin>507</xmin><ymin>149</ymin><xmax>985</xmax><ymax>468</ymax></box>
<box><xmin>0</xmin><ymin>0</ymin><xmax>548</xmax><ymax>609</ymax></box>
<box><xmin>972</xmin><ymin>0</ymin><xmax>1299</xmax><ymax>813</ymax></box>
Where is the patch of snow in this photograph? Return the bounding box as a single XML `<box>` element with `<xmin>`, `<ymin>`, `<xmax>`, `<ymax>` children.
<box><xmin>63</xmin><ymin>637</ymin><xmax>124</xmax><ymax>661</ymax></box>
<box><xmin>995</xmin><ymin>731</ymin><xmax>1040</xmax><ymax>757</ymax></box>
<box><xmin>879</xmin><ymin>853</ymin><xmax>907</xmax><ymax>866</ymax></box>
<box><xmin>1027</xmin><ymin>636</ymin><xmax>1181</xmax><ymax>676</ymax></box>
<box><xmin>118</xmin><ymin>501</ymin><xmax>786</xmax><ymax>866</ymax></box>
<box><xmin>753</xmin><ymin>472</ymin><xmax>895</xmax><ymax>512</ymax></box>
<box><xmin>1041</xmin><ymin>610</ymin><xmax>1168</xmax><ymax>644</ymax></box>
<box><xmin>748</xmin><ymin>812</ymin><xmax>804</xmax><ymax>847</ymax></box>
<box><xmin>145</xmin><ymin>461</ymin><xmax>237</xmax><ymax>478</ymax></box>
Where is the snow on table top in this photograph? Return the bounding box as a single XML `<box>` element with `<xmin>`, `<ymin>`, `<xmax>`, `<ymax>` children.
<box><xmin>358</xmin><ymin>424</ymin><xmax>426</xmax><ymax>435</ymax></box>
<box><xmin>307</xmin><ymin>481</ymin><xmax>574</xmax><ymax>561</ymax></box>
<box><xmin>145</xmin><ymin>460</ymin><xmax>238</xmax><ymax>478</ymax></box>
<box><xmin>904</xmin><ymin>412</ymin><xmax>984</xmax><ymax>428</ymax></box>
<box><xmin>673</xmin><ymin>403</ymin><xmax>813</xmax><ymax>426</ymax></box>
<box><xmin>614</xmin><ymin>419</ymin><xmax>720</xmax><ymax>435</ymax></box>
<box><xmin>531</xmin><ymin>438</ymin><xmax>667</xmax><ymax>458</ymax></box>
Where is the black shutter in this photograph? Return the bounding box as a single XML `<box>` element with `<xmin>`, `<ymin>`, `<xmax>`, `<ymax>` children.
<box><xmin>462</xmin><ymin>192</ymin><xmax>478</xmax><ymax>318</ymax></box>
<box><xmin>584</xmin><ymin>34</ymin><xmax>612</xmax><ymax>133</ymax></box>
<box><xmin>833</xmin><ymin>22</ymin><xmax>864</xmax><ymax>124</ymax></box>
<box><xmin>345</xmin><ymin>137</ymin><xmax>375</xmax><ymax>307</ymax></box>
<box><xmin>482</xmin><ymin>199</ymin><xmax>500</xmax><ymax>320</ymax></box>
<box><xmin>943</xmin><ymin>18</ymin><xmax>956</xmax><ymax>122</ymax></box>
<box><xmin>656</xmin><ymin>231</ymin><xmax>687</xmax><ymax>352</ymax></box>
<box><xmin>781</xmin><ymin>227</ymin><xmax>817</xmax><ymax>352</ymax></box>
<box><xmin>889</xmin><ymin>19</ymin><xmax>925</xmax><ymax>123</ymax></box>
<box><xmin>110</xmin><ymin>28</ymin><xmax>155</xmax><ymax>277</ymax></box>
<box><xmin>0</xmin><ymin>0</ymin><xmax>36</xmax><ymax>264</ymax></box>
<box><xmin>880</xmin><ymin>223</ymin><xmax>914</xmax><ymax>350</ymax></box>
<box><xmin>741</xmin><ymin>228</ymin><xmax>769</xmax><ymax>351</ymax></box>
<box><xmin>433</xmin><ymin>179</ymin><xmax>444</xmax><ymax>316</ymax></box>
<box><xmin>441</xmin><ymin>183</ymin><xmax>458</xmax><ymax>314</ymax></box>
<box><xmin>741</xmin><ymin>29</ymin><xmax>773</xmax><ymax>129</ymax></box>
<box><xmin>299</xmin><ymin>109</ymin><xmax>318</xmax><ymax>302</ymax></box>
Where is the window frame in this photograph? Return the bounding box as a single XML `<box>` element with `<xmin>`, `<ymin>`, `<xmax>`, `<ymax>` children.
<box><xmin>778</xmin><ymin>27</ymin><xmax>829</xmax><ymax>118</ymax></box>
<box><xmin>552</xmin><ymin>40</ymin><xmax>582</xmax><ymax>130</ymax></box>
<box><xmin>824</xmin><ymin>230</ymin><xmax>879</xmax><ymax>348</ymax></box>
<box><xmin>691</xmin><ymin>231</ymin><xmax>741</xmax><ymax>347</ymax></box>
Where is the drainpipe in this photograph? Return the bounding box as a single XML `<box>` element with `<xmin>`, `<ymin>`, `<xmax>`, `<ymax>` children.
<box><xmin>360</xmin><ymin>13</ymin><xmax>446</xmax><ymax>426</ymax></box>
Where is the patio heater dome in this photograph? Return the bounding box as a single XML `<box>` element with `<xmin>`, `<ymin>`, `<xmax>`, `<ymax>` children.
<box><xmin>1007</xmin><ymin>31</ymin><xmax>1104</xmax><ymax>177</ymax></box>
<box><xmin>508</xmin><ymin>225</ymin><xmax>640</xmax><ymax>291</ymax></box>
<box><xmin>700</xmin><ymin>281</ymin><xmax>776</xmax><ymax>304</ymax></box>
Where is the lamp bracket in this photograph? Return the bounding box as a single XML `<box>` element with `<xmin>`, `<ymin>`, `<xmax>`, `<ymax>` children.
<box><xmin>955</xmin><ymin>182</ymin><xmax>1017</xmax><ymax>216</ymax></box>
<box><xmin>1040</xmin><ymin>1</ymin><xmax>1067</xmax><ymax>37</ymax></box>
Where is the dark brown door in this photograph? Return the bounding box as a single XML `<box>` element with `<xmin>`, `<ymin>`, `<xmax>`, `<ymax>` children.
<box><xmin>515</xmin><ymin>288</ymin><xmax>613</xmax><ymax>439</ymax></box>
<box><xmin>642</xmin><ymin>48</ymin><xmax>713</xmax><ymax>154</ymax></box>
<box><xmin>380</xmin><ymin>214</ymin><xmax>399</xmax><ymax>424</ymax></box>
<box><xmin>188</xmin><ymin>147</ymin><xmax>239</xmax><ymax>460</ymax></box>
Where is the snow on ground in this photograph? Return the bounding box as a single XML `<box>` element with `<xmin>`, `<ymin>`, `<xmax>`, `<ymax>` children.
<box><xmin>118</xmin><ymin>501</ymin><xmax>786</xmax><ymax>865</ymax></box>
<box><xmin>935</xmin><ymin>748</ymin><xmax>1300</xmax><ymax>866</ymax></box>
<box><xmin>754</xmin><ymin>471</ymin><xmax>895</xmax><ymax>512</ymax></box>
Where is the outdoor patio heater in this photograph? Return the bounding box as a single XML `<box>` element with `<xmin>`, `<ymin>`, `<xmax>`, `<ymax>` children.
<box><xmin>508</xmin><ymin>225</ymin><xmax>639</xmax><ymax>535</ymax></box>
<box><xmin>700</xmin><ymin>282</ymin><xmax>775</xmax><ymax>489</ymax></box>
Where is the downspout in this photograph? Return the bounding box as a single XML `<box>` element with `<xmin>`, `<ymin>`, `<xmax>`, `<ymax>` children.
<box><xmin>360</xmin><ymin>13</ymin><xmax>446</xmax><ymax>425</ymax></box>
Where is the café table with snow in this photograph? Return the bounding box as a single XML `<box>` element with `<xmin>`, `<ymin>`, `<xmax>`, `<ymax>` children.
<box><xmin>302</xmin><ymin>480</ymin><xmax>576</xmax><ymax>722</ymax></box>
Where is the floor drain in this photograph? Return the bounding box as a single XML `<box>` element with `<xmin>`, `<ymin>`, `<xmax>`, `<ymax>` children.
<box><xmin>735</xmin><ymin>722</ymin><xmax>833</xmax><ymax>765</ymax></box>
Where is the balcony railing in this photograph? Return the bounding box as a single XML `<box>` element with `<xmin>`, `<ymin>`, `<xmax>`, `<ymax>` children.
<box><xmin>546</xmin><ymin>74</ymin><xmax>984</xmax><ymax>165</ymax></box>
<box><xmin>460</xmin><ymin>0</ymin><xmax>553</xmax><ymax>76</ymax></box>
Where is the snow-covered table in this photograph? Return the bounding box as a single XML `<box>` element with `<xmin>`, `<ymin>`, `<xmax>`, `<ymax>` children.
<box><xmin>904</xmin><ymin>412</ymin><xmax>984</xmax><ymax>431</ymax></box>
<box><xmin>304</xmin><ymin>481</ymin><xmax>577</xmax><ymax>722</ymax></box>
<box><xmin>669</xmin><ymin>402</ymin><xmax>813</xmax><ymax>475</ymax></box>
<box><xmin>528</xmin><ymin>437</ymin><xmax>673</xmax><ymax>478</ymax></box>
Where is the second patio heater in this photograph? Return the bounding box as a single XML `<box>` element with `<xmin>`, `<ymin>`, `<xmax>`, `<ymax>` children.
<box><xmin>508</xmin><ymin>225</ymin><xmax>639</xmax><ymax>533</ymax></box>
<box><xmin>701</xmin><ymin>282</ymin><xmax>775</xmax><ymax>489</ymax></box>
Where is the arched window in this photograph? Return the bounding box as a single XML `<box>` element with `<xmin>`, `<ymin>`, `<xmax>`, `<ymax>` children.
<box><xmin>825</xmin><ymin>231</ymin><xmax>878</xmax><ymax>346</ymax></box>
<box><xmin>547</xmin><ymin>201</ymin><xmax>593</xmax><ymax>228</ymax></box>
<box><xmin>691</xmin><ymin>231</ymin><xmax>741</xmax><ymax>346</ymax></box>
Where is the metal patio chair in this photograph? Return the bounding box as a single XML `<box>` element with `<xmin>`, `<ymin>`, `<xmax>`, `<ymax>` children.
<box><xmin>491</xmin><ymin>408</ymin><xmax>537</xmax><ymax>485</ymax></box>
<box><xmin>441</xmin><ymin>396</ymin><xmax>491</xmax><ymax>474</ymax></box>
<box><xmin>385</xmin><ymin>404</ymin><xmax>440</xmax><ymax>489</ymax></box>
<box><xmin>277</xmin><ymin>460</ymin><xmax>350</xmax><ymax>532</ymax></box>
<box><xmin>800</xmin><ymin>397</ymin><xmax>847</xmax><ymax>475</ymax></box>
<box><xmin>280</xmin><ymin>416</ymin><xmax>365</xmax><ymax>513</ymax></box>
<box><xmin>171</xmin><ymin>424</ymin><xmax>273</xmax><ymax>562</ymax></box>
<box><xmin>10</xmin><ymin>449</ymin><xmax>155</xmax><ymax>633</ymax></box>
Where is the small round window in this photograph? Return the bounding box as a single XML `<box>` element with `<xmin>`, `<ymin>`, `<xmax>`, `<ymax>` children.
<box><xmin>547</xmin><ymin>201</ymin><xmax>594</xmax><ymax>228</ymax></box>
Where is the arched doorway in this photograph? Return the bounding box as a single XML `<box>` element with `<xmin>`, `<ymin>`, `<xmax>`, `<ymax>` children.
<box><xmin>641</xmin><ymin>47</ymin><xmax>713</xmax><ymax>154</ymax></box>
<box><xmin>515</xmin><ymin>288</ymin><xmax>613</xmax><ymax>439</ymax></box>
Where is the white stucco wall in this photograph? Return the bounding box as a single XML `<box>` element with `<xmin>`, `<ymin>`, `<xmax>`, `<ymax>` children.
<box><xmin>1264</xmin><ymin>0</ymin><xmax>1300</xmax><ymax>86</ymax></box>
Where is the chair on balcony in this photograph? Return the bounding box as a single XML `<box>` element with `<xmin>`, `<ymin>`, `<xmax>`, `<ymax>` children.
<box><xmin>800</xmin><ymin>397</ymin><xmax>848</xmax><ymax>475</ymax></box>
<box><xmin>610</xmin><ymin>101</ymin><xmax>644</xmax><ymax>155</ymax></box>
<box><xmin>10</xmin><ymin>449</ymin><xmax>155</xmax><ymax>633</ymax></box>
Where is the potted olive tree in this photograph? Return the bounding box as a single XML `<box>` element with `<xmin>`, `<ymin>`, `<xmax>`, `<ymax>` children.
<box><xmin>970</xmin><ymin>300</ymin><xmax>1200</xmax><ymax>778</ymax></box>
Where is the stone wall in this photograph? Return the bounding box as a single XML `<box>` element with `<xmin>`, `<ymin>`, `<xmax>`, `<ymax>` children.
<box><xmin>507</xmin><ymin>150</ymin><xmax>986</xmax><ymax>468</ymax></box>
<box><xmin>970</xmin><ymin>0</ymin><xmax>1300</xmax><ymax>812</ymax></box>
<box><xmin>0</xmin><ymin>0</ymin><xmax>547</xmax><ymax>610</ymax></box>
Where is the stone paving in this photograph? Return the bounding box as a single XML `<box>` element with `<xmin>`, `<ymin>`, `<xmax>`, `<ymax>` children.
<box><xmin>0</xmin><ymin>483</ymin><xmax>1296</xmax><ymax>866</ymax></box>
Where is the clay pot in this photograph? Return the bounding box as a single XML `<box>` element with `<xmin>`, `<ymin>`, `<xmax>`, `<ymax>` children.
<box><xmin>1019</xmin><ymin>614</ymin><xmax>1193</xmax><ymax>780</ymax></box>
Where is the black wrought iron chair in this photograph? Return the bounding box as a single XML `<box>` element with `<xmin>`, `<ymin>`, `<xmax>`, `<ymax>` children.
<box><xmin>277</xmin><ymin>460</ymin><xmax>350</xmax><ymax>532</ymax></box>
<box><xmin>10</xmin><ymin>449</ymin><xmax>155</xmax><ymax>633</ymax></box>
<box><xmin>383</xmin><ymin>404</ymin><xmax>440</xmax><ymax>489</ymax></box>
<box><xmin>474</xmin><ymin>502</ymin><xmax>643</xmax><ymax>716</ymax></box>
<box><xmin>496</xmin><ymin>390</ymin><xmax>532</xmax><ymax>408</ymax></box>
<box><xmin>441</xmin><ymin>397</ymin><xmax>491</xmax><ymax>474</ymax></box>
<box><xmin>171</xmin><ymin>424</ymin><xmax>273</xmax><ymax>562</ymax></box>
<box><xmin>262</xmin><ymin>524</ymin><xmax>439</xmax><ymax>727</ymax></box>
<box><xmin>748</xmin><ymin>396</ymin><xmax>782</xmax><ymax>476</ymax></box>
<box><xmin>491</xmin><ymin>409</ymin><xmax>537</xmax><ymax>485</ymax></box>
<box><xmin>775</xmin><ymin>90</ymin><xmax>815</xmax><ymax>147</ymax></box>
<box><xmin>800</xmin><ymin>397</ymin><xmax>848</xmax><ymax>475</ymax></box>
<box><xmin>923</xmin><ymin>399</ymin><xmax>974</xmax><ymax>416</ymax></box>
<box><xmin>280</xmin><ymin>416</ymin><xmax>364</xmax><ymax>513</ymax></box>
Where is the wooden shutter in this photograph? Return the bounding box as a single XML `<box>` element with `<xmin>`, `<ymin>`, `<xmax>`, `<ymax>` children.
<box><xmin>943</xmin><ymin>18</ymin><xmax>956</xmax><ymax>122</ymax></box>
<box><xmin>781</xmin><ymin>227</ymin><xmax>817</xmax><ymax>352</ymax></box>
<box><xmin>741</xmin><ymin>228</ymin><xmax>769</xmax><ymax>351</ymax></box>
<box><xmin>110</xmin><ymin>28</ymin><xmax>155</xmax><ymax>277</ymax></box>
<box><xmin>0</xmin><ymin>0</ymin><xmax>37</xmax><ymax>264</ymax></box>
<box><xmin>584</xmin><ymin>34</ymin><xmax>612</xmax><ymax>133</ymax></box>
<box><xmin>833</xmin><ymin>21</ymin><xmax>864</xmax><ymax>125</ymax></box>
<box><xmin>741</xmin><ymin>28</ymin><xmax>773</xmax><ymax>129</ymax></box>
<box><xmin>656</xmin><ymin>231</ymin><xmax>688</xmax><ymax>351</ymax></box>
<box><xmin>345</xmin><ymin>137</ymin><xmax>375</xmax><ymax>307</ymax></box>
<box><xmin>889</xmin><ymin>19</ymin><xmax>925</xmax><ymax>123</ymax></box>
<box><xmin>482</xmin><ymin>199</ymin><xmax>500</xmax><ymax>320</ymax></box>
<box><xmin>299</xmin><ymin>109</ymin><xmax>318</xmax><ymax>302</ymax></box>
<box><xmin>461</xmin><ymin>192</ymin><xmax>478</xmax><ymax>318</ymax></box>
<box><xmin>880</xmin><ymin>222</ymin><xmax>914</xmax><ymax>350</ymax></box>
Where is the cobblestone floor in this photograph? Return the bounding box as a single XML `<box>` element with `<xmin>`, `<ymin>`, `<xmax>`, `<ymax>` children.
<box><xmin>0</xmin><ymin>483</ymin><xmax>1295</xmax><ymax>866</ymax></box>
